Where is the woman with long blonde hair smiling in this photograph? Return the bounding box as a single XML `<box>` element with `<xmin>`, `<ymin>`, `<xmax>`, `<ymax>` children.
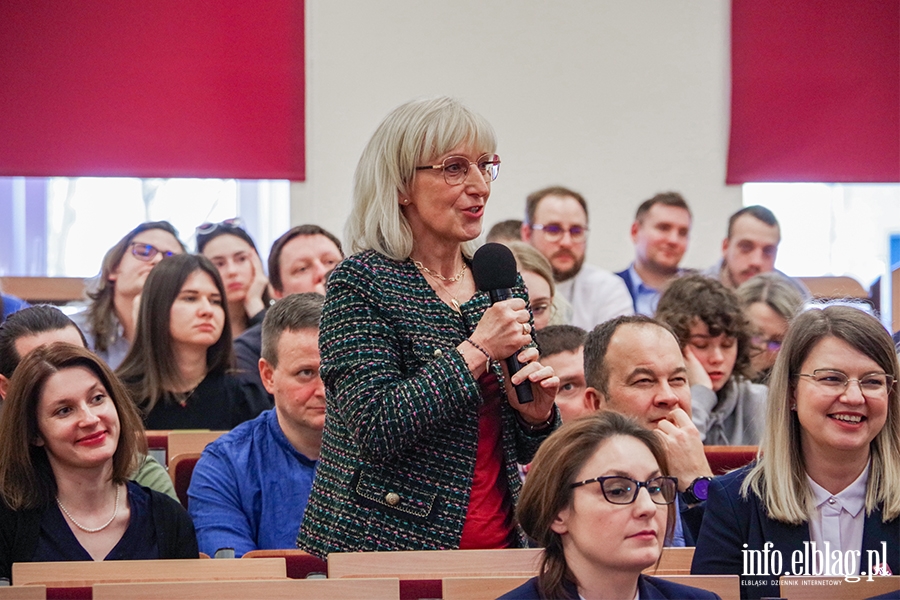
<box><xmin>692</xmin><ymin>305</ymin><xmax>900</xmax><ymax>599</ymax></box>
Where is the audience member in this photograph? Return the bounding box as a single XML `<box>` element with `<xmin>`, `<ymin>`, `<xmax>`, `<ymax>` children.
<box><xmin>486</xmin><ymin>219</ymin><xmax>523</xmax><ymax>244</ymax></box>
<box><xmin>234</xmin><ymin>225</ymin><xmax>343</xmax><ymax>396</ymax></box>
<box><xmin>692</xmin><ymin>306</ymin><xmax>899</xmax><ymax>598</ymax></box>
<box><xmin>71</xmin><ymin>221</ymin><xmax>185</xmax><ymax>369</ymax></box>
<box><xmin>508</xmin><ymin>242</ymin><xmax>570</xmax><ymax>330</ymax></box>
<box><xmin>0</xmin><ymin>305</ymin><xmax>86</xmax><ymax>399</ymax></box>
<box><xmin>501</xmin><ymin>412</ymin><xmax>719</xmax><ymax>600</ymax></box>
<box><xmin>0</xmin><ymin>305</ymin><xmax>177</xmax><ymax>501</ymax></box>
<box><xmin>117</xmin><ymin>254</ymin><xmax>269</xmax><ymax>430</ymax></box>
<box><xmin>615</xmin><ymin>192</ymin><xmax>692</xmax><ymax>316</ymax></box>
<box><xmin>522</xmin><ymin>186</ymin><xmax>633</xmax><ymax>330</ymax></box>
<box><xmin>704</xmin><ymin>205</ymin><xmax>809</xmax><ymax>298</ymax></box>
<box><xmin>189</xmin><ymin>293</ymin><xmax>324</xmax><ymax>557</ymax></box>
<box><xmin>656</xmin><ymin>274</ymin><xmax>766</xmax><ymax>446</ymax></box>
<box><xmin>536</xmin><ymin>325</ymin><xmax>590</xmax><ymax>422</ymax></box>
<box><xmin>298</xmin><ymin>97</ymin><xmax>559</xmax><ymax>557</ymax></box>
<box><xmin>0</xmin><ymin>344</ymin><xmax>196</xmax><ymax>578</ymax></box>
<box><xmin>736</xmin><ymin>272</ymin><xmax>805</xmax><ymax>383</ymax></box>
<box><xmin>583</xmin><ymin>315</ymin><xmax>714</xmax><ymax>545</ymax></box>
<box><xmin>197</xmin><ymin>219</ymin><xmax>272</xmax><ymax>339</ymax></box>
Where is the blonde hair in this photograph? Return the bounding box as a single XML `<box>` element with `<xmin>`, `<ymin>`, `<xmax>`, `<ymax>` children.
<box><xmin>736</xmin><ymin>272</ymin><xmax>805</xmax><ymax>323</ymax></box>
<box><xmin>345</xmin><ymin>97</ymin><xmax>497</xmax><ymax>261</ymax></box>
<box><xmin>741</xmin><ymin>305</ymin><xmax>900</xmax><ymax>523</ymax></box>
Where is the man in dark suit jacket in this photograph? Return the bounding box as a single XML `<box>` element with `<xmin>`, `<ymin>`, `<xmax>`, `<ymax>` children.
<box><xmin>615</xmin><ymin>192</ymin><xmax>692</xmax><ymax>316</ymax></box>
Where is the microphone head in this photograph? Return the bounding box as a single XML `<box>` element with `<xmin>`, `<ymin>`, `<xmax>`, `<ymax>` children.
<box><xmin>472</xmin><ymin>242</ymin><xmax>518</xmax><ymax>291</ymax></box>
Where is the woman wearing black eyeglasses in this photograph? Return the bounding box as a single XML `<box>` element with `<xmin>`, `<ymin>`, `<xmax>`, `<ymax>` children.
<box><xmin>501</xmin><ymin>412</ymin><xmax>719</xmax><ymax>599</ymax></box>
<box><xmin>297</xmin><ymin>97</ymin><xmax>559</xmax><ymax>557</ymax></box>
<box><xmin>692</xmin><ymin>306</ymin><xmax>900</xmax><ymax>599</ymax></box>
<box><xmin>71</xmin><ymin>222</ymin><xmax>186</xmax><ymax>369</ymax></box>
<box><xmin>116</xmin><ymin>254</ymin><xmax>269</xmax><ymax>430</ymax></box>
<box><xmin>196</xmin><ymin>220</ymin><xmax>272</xmax><ymax>339</ymax></box>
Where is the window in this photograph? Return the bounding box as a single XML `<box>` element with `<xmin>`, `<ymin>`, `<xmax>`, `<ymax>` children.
<box><xmin>742</xmin><ymin>182</ymin><xmax>900</xmax><ymax>288</ymax></box>
<box><xmin>0</xmin><ymin>176</ymin><xmax>290</xmax><ymax>277</ymax></box>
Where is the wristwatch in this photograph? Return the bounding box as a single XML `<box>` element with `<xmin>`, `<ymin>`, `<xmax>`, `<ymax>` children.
<box><xmin>682</xmin><ymin>476</ymin><xmax>712</xmax><ymax>504</ymax></box>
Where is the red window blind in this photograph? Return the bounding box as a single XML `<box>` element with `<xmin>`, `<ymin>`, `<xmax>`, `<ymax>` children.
<box><xmin>0</xmin><ymin>1</ymin><xmax>305</xmax><ymax>180</ymax></box>
<box><xmin>728</xmin><ymin>0</ymin><xmax>899</xmax><ymax>183</ymax></box>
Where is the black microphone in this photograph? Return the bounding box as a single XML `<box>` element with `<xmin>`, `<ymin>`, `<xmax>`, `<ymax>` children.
<box><xmin>472</xmin><ymin>242</ymin><xmax>534</xmax><ymax>404</ymax></box>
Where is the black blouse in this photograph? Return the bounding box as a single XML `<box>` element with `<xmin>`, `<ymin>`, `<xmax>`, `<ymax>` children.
<box><xmin>142</xmin><ymin>371</ymin><xmax>270</xmax><ymax>430</ymax></box>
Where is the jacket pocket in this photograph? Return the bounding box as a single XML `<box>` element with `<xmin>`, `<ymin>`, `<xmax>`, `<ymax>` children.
<box><xmin>350</xmin><ymin>468</ymin><xmax>439</xmax><ymax>525</ymax></box>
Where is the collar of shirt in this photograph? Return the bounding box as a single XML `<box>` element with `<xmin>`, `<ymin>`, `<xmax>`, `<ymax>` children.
<box><xmin>806</xmin><ymin>461</ymin><xmax>869</xmax><ymax>518</ymax></box>
<box><xmin>627</xmin><ymin>264</ymin><xmax>658</xmax><ymax>295</ymax></box>
<box><xmin>264</xmin><ymin>408</ymin><xmax>317</xmax><ymax>466</ymax></box>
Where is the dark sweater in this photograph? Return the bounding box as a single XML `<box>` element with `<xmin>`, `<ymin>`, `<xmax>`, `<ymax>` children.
<box><xmin>0</xmin><ymin>482</ymin><xmax>198</xmax><ymax>581</ymax></box>
<box><xmin>140</xmin><ymin>371</ymin><xmax>270</xmax><ymax>430</ymax></box>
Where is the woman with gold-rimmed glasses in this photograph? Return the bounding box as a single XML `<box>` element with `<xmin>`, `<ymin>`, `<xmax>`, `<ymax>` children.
<box><xmin>693</xmin><ymin>305</ymin><xmax>900</xmax><ymax>599</ymax></box>
<box><xmin>297</xmin><ymin>97</ymin><xmax>559</xmax><ymax>557</ymax></box>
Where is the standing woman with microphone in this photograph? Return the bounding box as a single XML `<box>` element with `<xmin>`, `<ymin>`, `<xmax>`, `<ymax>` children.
<box><xmin>297</xmin><ymin>97</ymin><xmax>559</xmax><ymax>556</ymax></box>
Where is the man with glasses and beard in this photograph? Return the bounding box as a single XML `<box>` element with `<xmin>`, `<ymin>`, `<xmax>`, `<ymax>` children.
<box><xmin>522</xmin><ymin>186</ymin><xmax>633</xmax><ymax>331</ymax></box>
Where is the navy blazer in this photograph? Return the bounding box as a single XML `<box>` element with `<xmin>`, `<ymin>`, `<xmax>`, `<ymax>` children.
<box><xmin>499</xmin><ymin>574</ymin><xmax>721</xmax><ymax>599</ymax></box>
<box><xmin>614</xmin><ymin>268</ymin><xmax>639</xmax><ymax>311</ymax></box>
<box><xmin>692</xmin><ymin>466</ymin><xmax>899</xmax><ymax>600</ymax></box>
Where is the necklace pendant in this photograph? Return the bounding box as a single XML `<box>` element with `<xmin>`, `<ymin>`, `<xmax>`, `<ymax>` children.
<box><xmin>451</xmin><ymin>298</ymin><xmax>461</xmax><ymax>312</ymax></box>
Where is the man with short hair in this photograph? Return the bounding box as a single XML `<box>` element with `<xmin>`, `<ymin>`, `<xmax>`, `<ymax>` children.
<box><xmin>522</xmin><ymin>186</ymin><xmax>632</xmax><ymax>330</ymax></box>
<box><xmin>189</xmin><ymin>293</ymin><xmax>325</xmax><ymax>557</ymax></box>
<box><xmin>235</xmin><ymin>225</ymin><xmax>343</xmax><ymax>395</ymax></box>
<box><xmin>583</xmin><ymin>315</ymin><xmax>713</xmax><ymax>545</ymax></box>
<box><xmin>485</xmin><ymin>219</ymin><xmax>523</xmax><ymax>244</ymax></box>
<box><xmin>705</xmin><ymin>205</ymin><xmax>809</xmax><ymax>298</ymax></box>
<box><xmin>616</xmin><ymin>192</ymin><xmax>692</xmax><ymax>316</ymax></box>
<box><xmin>536</xmin><ymin>325</ymin><xmax>590</xmax><ymax>422</ymax></box>
<box><xmin>0</xmin><ymin>304</ymin><xmax>177</xmax><ymax>499</ymax></box>
<box><xmin>0</xmin><ymin>305</ymin><xmax>87</xmax><ymax>398</ymax></box>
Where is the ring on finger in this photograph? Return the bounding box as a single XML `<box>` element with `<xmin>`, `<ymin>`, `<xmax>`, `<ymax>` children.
<box><xmin>522</xmin><ymin>322</ymin><xmax>529</xmax><ymax>335</ymax></box>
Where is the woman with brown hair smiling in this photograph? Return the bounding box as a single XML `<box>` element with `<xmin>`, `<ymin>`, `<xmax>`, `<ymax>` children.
<box><xmin>0</xmin><ymin>344</ymin><xmax>195</xmax><ymax>578</ymax></box>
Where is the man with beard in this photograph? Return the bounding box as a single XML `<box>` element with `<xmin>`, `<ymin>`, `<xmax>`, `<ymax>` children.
<box><xmin>522</xmin><ymin>186</ymin><xmax>632</xmax><ymax>330</ymax></box>
<box><xmin>615</xmin><ymin>192</ymin><xmax>693</xmax><ymax>316</ymax></box>
<box><xmin>703</xmin><ymin>205</ymin><xmax>809</xmax><ymax>298</ymax></box>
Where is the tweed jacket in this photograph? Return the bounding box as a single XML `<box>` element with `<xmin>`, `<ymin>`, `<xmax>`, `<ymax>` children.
<box><xmin>297</xmin><ymin>250</ymin><xmax>557</xmax><ymax>557</ymax></box>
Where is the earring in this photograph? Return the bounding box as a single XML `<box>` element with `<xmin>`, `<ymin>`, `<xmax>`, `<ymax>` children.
<box><xmin>790</xmin><ymin>404</ymin><xmax>797</xmax><ymax>411</ymax></box>
<box><xmin>401</xmin><ymin>198</ymin><xmax>409</xmax><ymax>205</ymax></box>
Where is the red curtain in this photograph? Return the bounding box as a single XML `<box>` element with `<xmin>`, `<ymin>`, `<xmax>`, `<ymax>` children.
<box><xmin>728</xmin><ymin>0</ymin><xmax>899</xmax><ymax>183</ymax></box>
<box><xmin>0</xmin><ymin>1</ymin><xmax>305</xmax><ymax>180</ymax></box>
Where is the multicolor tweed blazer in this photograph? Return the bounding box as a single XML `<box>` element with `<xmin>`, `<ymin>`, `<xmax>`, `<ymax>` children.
<box><xmin>297</xmin><ymin>250</ymin><xmax>557</xmax><ymax>557</ymax></box>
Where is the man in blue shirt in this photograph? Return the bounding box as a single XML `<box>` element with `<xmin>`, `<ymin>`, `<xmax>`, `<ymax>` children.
<box><xmin>188</xmin><ymin>293</ymin><xmax>325</xmax><ymax>557</ymax></box>
<box><xmin>615</xmin><ymin>192</ymin><xmax>692</xmax><ymax>316</ymax></box>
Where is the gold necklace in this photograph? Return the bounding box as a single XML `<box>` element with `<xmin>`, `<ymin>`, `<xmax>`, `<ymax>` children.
<box><xmin>57</xmin><ymin>484</ymin><xmax>120</xmax><ymax>533</ymax></box>
<box><xmin>413</xmin><ymin>260</ymin><xmax>467</xmax><ymax>283</ymax></box>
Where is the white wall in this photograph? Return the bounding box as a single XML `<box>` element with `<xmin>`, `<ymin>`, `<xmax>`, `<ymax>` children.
<box><xmin>292</xmin><ymin>1</ymin><xmax>742</xmax><ymax>272</ymax></box>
